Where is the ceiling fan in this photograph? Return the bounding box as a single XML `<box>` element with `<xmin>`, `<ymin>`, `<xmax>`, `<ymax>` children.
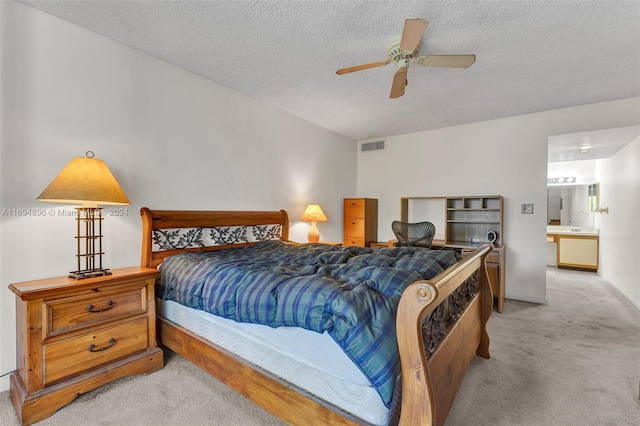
<box><xmin>336</xmin><ymin>18</ymin><xmax>476</xmax><ymax>99</ymax></box>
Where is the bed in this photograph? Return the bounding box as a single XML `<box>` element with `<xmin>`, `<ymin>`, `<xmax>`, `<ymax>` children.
<box><xmin>140</xmin><ymin>207</ymin><xmax>493</xmax><ymax>426</ymax></box>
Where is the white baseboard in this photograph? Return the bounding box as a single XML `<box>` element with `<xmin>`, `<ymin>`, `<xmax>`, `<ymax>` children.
<box><xmin>599</xmin><ymin>273</ymin><xmax>640</xmax><ymax>311</ymax></box>
<box><xmin>504</xmin><ymin>294</ymin><xmax>548</xmax><ymax>305</ymax></box>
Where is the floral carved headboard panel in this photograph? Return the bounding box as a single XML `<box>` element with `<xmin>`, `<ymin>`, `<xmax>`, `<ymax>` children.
<box><xmin>152</xmin><ymin>224</ymin><xmax>283</xmax><ymax>251</ymax></box>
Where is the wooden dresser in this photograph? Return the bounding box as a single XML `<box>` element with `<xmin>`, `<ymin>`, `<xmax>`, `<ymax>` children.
<box><xmin>461</xmin><ymin>245</ymin><xmax>505</xmax><ymax>312</ymax></box>
<box><xmin>343</xmin><ymin>198</ymin><xmax>378</xmax><ymax>247</ymax></box>
<box><xmin>9</xmin><ymin>267</ymin><xmax>164</xmax><ymax>425</ymax></box>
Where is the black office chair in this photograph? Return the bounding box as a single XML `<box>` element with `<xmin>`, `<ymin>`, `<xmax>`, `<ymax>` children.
<box><xmin>392</xmin><ymin>221</ymin><xmax>436</xmax><ymax>249</ymax></box>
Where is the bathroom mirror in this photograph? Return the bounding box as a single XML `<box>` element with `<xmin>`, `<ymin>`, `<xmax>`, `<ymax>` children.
<box><xmin>547</xmin><ymin>185</ymin><xmax>591</xmax><ymax>226</ymax></box>
<box><xmin>588</xmin><ymin>183</ymin><xmax>599</xmax><ymax>211</ymax></box>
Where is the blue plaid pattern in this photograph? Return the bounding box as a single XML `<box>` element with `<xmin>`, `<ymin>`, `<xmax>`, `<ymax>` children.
<box><xmin>159</xmin><ymin>240</ymin><xmax>460</xmax><ymax>408</ymax></box>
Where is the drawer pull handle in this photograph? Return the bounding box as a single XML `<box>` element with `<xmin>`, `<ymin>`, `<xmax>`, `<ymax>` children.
<box><xmin>88</xmin><ymin>338</ymin><xmax>116</xmax><ymax>352</ymax></box>
<box><xmin>87</xmin><ymin>300</ymin><xmax>115</xmax><ymax>313</ymax></box>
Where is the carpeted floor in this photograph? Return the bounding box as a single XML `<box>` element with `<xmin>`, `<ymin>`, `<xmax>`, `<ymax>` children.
<box><xmin>1</xmin><ymin>267</ymin><xmax>639</xmax><ymax>425</ymax></box>
<box><xmin>447</xmin><ymin>267</ymin><xmax>640</xmax><ymax>425</ymax></box>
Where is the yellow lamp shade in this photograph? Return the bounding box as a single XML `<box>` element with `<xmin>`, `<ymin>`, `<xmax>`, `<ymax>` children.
<box><xmin>37</xmin><ymin>154</ymin><xmax>130</xmax><ymax>207</ymax></box>
<box><xmin>300</xmin><ymin>204</ymin><xmax>328</xmax><ymax>223</ymax></box>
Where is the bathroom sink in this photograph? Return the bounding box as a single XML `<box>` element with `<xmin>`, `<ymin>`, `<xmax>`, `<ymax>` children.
<box><xmin>547</xmin><ymin>226</ymin><xmax>599</xmax><ymax>236</ymax></box>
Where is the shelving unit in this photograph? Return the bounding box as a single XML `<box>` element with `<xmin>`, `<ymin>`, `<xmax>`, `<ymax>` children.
<box><xmin>399</xmin><ymin>195</ymin><xmax>506</xmax><ymax>312</ymax></box>
<box><xmin>445</xmin><ymin>196</ymin><xmax>503</xmax><ymax>245</ymax></box>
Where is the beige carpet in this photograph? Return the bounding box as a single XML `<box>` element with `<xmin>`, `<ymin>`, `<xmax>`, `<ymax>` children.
<box><xmin>1</xmin><ymin>267</ymin><xmax>639</xmax><ymax>425</ymax></box>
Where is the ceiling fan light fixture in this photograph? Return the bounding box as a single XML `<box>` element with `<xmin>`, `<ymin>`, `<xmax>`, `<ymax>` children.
<box><xmin>336</xmin><ymin>18</ymin><xmax>476</xmax><ymax>99</ymax></box>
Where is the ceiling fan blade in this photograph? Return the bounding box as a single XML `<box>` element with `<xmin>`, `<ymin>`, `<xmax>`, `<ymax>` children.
<box><xmin>336</xmin><ymin>61</ymin><xmax>388</xmax><ymax>75</ymax></box>
<box><xmin>400</xmin><ymin>18</ymin><xmax>428</xmax><ymax>52</ymax></box>
<box><xmin>390</xmin><ymin>67</ymin><xmax>407</xmax><ymax>98</ymax></box>
<box><xmin>419</xmin><ymin>54</ymin><xmax>476</xmax><ymax>68</ymax></box>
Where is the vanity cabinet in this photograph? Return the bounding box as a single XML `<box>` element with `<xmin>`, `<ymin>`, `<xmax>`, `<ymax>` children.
<box><xmin>556</xmin><ymin>234</ymin><xmax>598</xmax><ymax>271</ymax></box>
<box><xmin>546</xmin><ymin>227</ymin><xmax>599</xmax><ymax>272</ymax></box>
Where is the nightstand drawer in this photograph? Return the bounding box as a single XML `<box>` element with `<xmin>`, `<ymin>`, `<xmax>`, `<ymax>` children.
<box><xmin>343</xmin><ymin>237</ymin><xmax>364</xmax><ymax>247</ymax></box>
<box><xmin>370</xmin><ymin>242</ymin><xmax>389</xmax><ymax>249</ymax></box>
<box><xmin>44</xmin><ymin>317</ymin><xmax>149</xmax><ymax>385</ymax></box>
<box><xmin>44</xmin><ymin>285</ymin><xmax>147</xmax><ymax>337</ymax></box>
<box><xmin>344</xmin><ymin>199</ymin><xmax>365</xmax><ymax>218</ymax></box>
<box><xmin>343</xmin><ymin>219</ymin><xmax>364</xmax><ymax>236</ymax></box>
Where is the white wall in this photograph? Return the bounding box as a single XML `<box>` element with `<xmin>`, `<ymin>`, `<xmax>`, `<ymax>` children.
<box><xmin>595</xmin><ymin>136</ymin><xmax>640</xmax><ymax>308</ymax></box>
<box><xmin>357</xmin><ymin>98</ymin><xmax>640</xmax><ymax>307</ymax></box>
<box><xmin>0</xmin><ymin>1</ymin><xmax>356</xmax><ymax>392</ymax></box>
<box><xmin>548</xmin><ymin>159</ymin><xmax>597</xmax><ymax>186</ymax></box>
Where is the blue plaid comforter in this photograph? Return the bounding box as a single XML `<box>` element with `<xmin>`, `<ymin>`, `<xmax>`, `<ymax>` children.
<box><xmin>158</xmin><ymin>240</ymin><xmax>460</xmax><ymax>408</ymax></box>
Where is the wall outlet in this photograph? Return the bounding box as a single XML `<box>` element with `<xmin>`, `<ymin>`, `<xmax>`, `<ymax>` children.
<box><xmin>471</xmin><ymin>238</ymin><xmax>480</xmax><ymax>243</ymax></box>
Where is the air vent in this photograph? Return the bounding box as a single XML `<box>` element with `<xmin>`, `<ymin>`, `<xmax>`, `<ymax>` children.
<box><xmin>361</xmin><ymin>140</ymin><xmax>385</xmax><ymax>152</ymax></box>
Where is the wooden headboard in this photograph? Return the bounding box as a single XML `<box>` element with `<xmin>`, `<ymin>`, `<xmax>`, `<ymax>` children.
<box><xmin>140</xmin><ymin>207</ymin><xmax>290</xmax><ymax>269</ymax></box>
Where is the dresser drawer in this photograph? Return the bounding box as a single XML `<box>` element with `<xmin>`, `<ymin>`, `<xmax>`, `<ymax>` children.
<box><xmin>462</xmin><ymin>248</ymin><xmax>500</xmax><ymax>263</ymax></box>
<box><xmin>344</xmin><ymin>199</ymin><xmax>365</xmax><ymax>218</ymax></box>
<box><xmin>44</xmin><ymin>285</ymin><xmax>147</xmax><ymax>337</ymax></box>
<box><xmin>486</xmin><ymin>252</ymin><xmax>500</xmax><ymax>264</ymax></box>
<box><xmin>343</xmin><ymin>237</ymin><xmax>365</xmax><ymax>247</ymax></box>
<box><xmin>44</xmin><ymin>317</ymin><xmax>149</xmax><ymax>385</ymax></box>
<box><xmin>343</xmin><ymin>218</ymin><xmax>364</xmax><ymax>237</ymax></box>
<box><xmin>486</xmin><ymin>263</ymin><xmax>499</xmax><ymax>295</ymax></box>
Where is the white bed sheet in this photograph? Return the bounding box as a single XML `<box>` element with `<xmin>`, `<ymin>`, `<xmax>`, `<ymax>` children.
<box><xmin>159</xmin><ymin>299</ymin><xmax>390</xmax><ymax>425</ymax></box>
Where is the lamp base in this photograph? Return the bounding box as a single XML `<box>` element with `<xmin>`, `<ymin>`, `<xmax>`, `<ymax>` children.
<box><xmin>307</xmin><ymin>221</ymin><xmax>321</xmax><ymax>243</ymax></box>
<box><xmin>69</xmin><ymin>268</ymin><xmax>112</xmax><ymax>280</ymax></box>
<box><xmin>70</xmin><ymin>207</ymin><xmax>110</xmax><ymax>280</ymax></box>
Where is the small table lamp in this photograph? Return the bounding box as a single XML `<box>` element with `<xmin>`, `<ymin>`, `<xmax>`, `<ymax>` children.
<box><xmin>37</xmin><ymin>151</ymin><xmax>130</xmax><ymax>279</ymax></box>
<box><xmin>300</xmin><ymin>204</ymin><xmax>328</xmax><ymax>243</ymax></box>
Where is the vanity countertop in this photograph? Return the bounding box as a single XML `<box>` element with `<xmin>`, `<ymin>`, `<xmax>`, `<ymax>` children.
<box><xmin>547</xmin><ymin>226</ymin><xmax>599</xmax><ymax>237</ymax></box>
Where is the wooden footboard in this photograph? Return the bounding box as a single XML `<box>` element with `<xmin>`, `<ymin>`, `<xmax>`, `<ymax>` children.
<box><xmin>140</xmin><ymin>208</ymin><xmax>492</xmax><ymax>426</ymax></box>
<box><xmin>397</xmin><ymin>244</ymin><xmax>492</xmax><ymax>426</ymax></box>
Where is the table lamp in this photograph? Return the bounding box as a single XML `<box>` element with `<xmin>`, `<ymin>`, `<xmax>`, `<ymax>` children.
<box><xmin>37</xmin><ymin>151</ymin><xmax>130</xmax><ymax>279</ymax></box>
<box><xmin>300</xmin><ymin>204</ymin><xmax>328</xmax><ymax>243</ymax></box>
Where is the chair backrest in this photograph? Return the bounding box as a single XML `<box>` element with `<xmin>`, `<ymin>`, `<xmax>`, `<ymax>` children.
<box><xmin>392</xmin><ymin>221</ymin><xmax>436</xmax><ymax>248</ymax></box>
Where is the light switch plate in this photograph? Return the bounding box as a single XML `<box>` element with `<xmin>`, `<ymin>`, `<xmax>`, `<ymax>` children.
<box><xmin>521</xmin><ymin>203</ymin><xmax>534</xmax><ymax>214</ymax></box>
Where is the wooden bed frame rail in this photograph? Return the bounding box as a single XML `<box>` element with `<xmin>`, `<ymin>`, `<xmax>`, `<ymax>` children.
<box><xmin>140</xmin><ymin>207</ymin><xmax>492</xmax><ymax>426</ymax></box>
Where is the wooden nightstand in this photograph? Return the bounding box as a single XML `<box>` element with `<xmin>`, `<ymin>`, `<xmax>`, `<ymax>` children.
<box><xmin>369</xmin><ymin>242</ymin><xmax>389</xmax><ymax>249</ymax></box>
<box><xmin>9</xmin><ymin>267</ymin><xmax>164</xmax><ymax>425</ymax></box>
<box><xmin>319</xmin><ymin>241</ymin><xmax>343</xmax><ymax>246</ymax></box>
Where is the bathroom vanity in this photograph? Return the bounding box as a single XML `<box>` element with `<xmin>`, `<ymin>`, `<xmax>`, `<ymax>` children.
<box><xmin>546</xmin><ymin>226</ymin><xmax>599</xmax><ymax>271</ymax></box>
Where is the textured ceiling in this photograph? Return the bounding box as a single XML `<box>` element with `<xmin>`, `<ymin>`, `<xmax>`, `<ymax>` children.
<box><xmin>16</xmin><ymin>0</ymin><xmax>640</xmax><ymax>144</ymax></box>
<box><xmin>548</xmin><ymin>125</ymin><xmax>640</xmax><ymax>162</ymax></box>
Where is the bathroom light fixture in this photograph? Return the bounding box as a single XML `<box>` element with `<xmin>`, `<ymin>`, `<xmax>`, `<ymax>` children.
<box><xmin>548</xmin><ymin>177</ymin><xmax>576</xmax><ymax>185</ymax></box>
<box><xmin>578</xmin><ymin>145</ymin><xmax>592</xmax><ymax>154</ymax></box>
